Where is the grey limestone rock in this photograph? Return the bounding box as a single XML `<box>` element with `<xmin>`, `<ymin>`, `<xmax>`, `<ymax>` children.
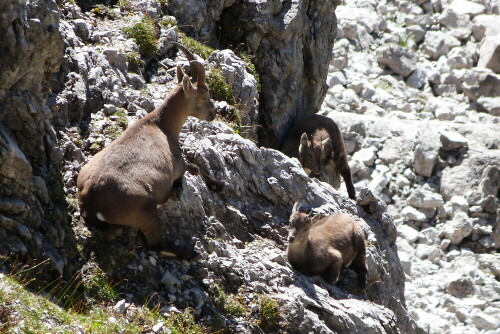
<box><xmin>153</xmin><ymin>118</ymin><xmax>423</xmax><ymax>333</ymax></box>
<box><xmin>377</xmin><ymin>45</ymin><xmax>419</xmax><ymax>77</ymax></box>
<box><xmin>168</xmin><ymin>0</ymin><xmax>337</xmax><ymax>147</ymax></box>
<box><xmin>421</xmin><ymin>31</ymin><xmax>461</xmax><ymax>60</ymax></box>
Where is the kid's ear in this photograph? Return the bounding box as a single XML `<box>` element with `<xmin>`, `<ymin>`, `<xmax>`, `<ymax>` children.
<box><xmin>310</xmin><ymin>213</ymin><xmax>321</xmax><ymax>224</ymax></box>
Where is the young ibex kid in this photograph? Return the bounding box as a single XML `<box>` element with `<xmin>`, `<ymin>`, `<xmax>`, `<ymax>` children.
<box><xmin>280</xmin><ymin>114</ymin><xmax>356</xmax><ymax>200</ymax></box>
<box><xmin>286</xmin><ymin>202</ymin><xmax>367</xmax><ymax>289</ymax></box>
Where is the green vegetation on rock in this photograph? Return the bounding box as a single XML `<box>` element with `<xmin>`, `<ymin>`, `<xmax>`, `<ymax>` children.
<box><xmin>206</xmin><ymin>68</ymin><xmax>235</xmax><ymax>105</ymax></box>
<box><xmin>122</xmin><ymin>17</ymin><xmax>159</xmax><ymax>58</ymax></box>
<box><xmin>257</xmin><ymin>295</ymin><xmax>280</xmax><ymax>331</ymax></box>
<box><xmin>178</xmin><ymin>32</ymin><xmax>215</xmax><ymax>60</ymax></box>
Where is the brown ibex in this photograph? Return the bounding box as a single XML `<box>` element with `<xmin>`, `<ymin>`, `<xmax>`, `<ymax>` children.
<box><xmin>77</xmin><ymin>44</ymin><xmax>224</xmax><ymax>258</ymax></box>
<box><xmin>286</xmin><ymin>202</ymin><xmax>367</xmax><ymax>289</ymax></box>
<box><xmin>280</xmin><ymin>114</ymin><xmax>356</xmax><ymax>200</ymax></box>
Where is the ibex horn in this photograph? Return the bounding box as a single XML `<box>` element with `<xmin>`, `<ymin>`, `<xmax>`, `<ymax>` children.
<box><xmin>173</xmin><ymin>41</ymin><xmax>196</xmax><ymax>61</ymax></box>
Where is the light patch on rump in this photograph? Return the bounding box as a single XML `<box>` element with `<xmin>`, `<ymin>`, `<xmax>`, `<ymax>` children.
<box><xmin>96</xmin><ymin>212</ymin><xmax>106</xmax><ymax>222</ymax></box>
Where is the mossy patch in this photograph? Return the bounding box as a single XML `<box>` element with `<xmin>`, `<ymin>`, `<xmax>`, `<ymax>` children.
<box><xmin>122</xmin><ymin>17</ymin><xmax>159</xmax><ymax>58</ymax></box>
<box><xmin>240</xmin><ymin>52</ymin><xmax>261</xmax><ymax>93</ymax></box>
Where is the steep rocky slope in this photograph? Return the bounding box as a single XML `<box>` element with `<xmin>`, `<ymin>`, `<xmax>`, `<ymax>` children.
<box><xmin>0</xmin><ymin>0</ymin><xmax>424</xmax><ymax>333</ymax></box>
<box><xmin>1</xmin><ymin>0</ymin><xmax>498</xmax><ymax>333</ymax></box>
<box><xmin>320</xmin><ymin>0</ymin><xmax>500</xmax><ymax>332</ymax></box>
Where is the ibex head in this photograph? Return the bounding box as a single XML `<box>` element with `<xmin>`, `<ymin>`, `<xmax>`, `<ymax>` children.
<box><xmin>175</xmin><ymin>42</ymin><xmax>216</xmax><ymax>121</ymax></box>
<box><xmin>288</xmin><ymin>202</ymin><xmax>321</xmax><ymax>243</ymax></box>
<box><xmin>298</xmin><ymin>133</ymin><xmax>332</xmax><ymax>178</ymax></box>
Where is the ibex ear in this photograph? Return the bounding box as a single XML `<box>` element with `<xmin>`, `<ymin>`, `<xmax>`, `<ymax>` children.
<box><xmin>310</xmin><ymin>213</ymin><xmax>321</xmax><ymax>224</ymax></box>
<box><xmin>182</xmin><ymin>74</ymin><xmax>195</xmax><ymax>95</ymax></box>
<box><xmin>299</xmin><ymin>133</ymin><xmax>308</xmax><ymax>153</ymax></box>
<box><xmin>176</xmin><ymin>65</ymin><xmax>185</xmax><ymax>84</ymax></box>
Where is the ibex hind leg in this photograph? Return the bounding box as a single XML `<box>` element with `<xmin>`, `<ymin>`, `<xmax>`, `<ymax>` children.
<box><xmin>185</xmin><ymin>162</ymin><xmax>225</xmax><ymax>192</ymax></box>
<box><xmin>349</xmin><ymin>239</ymin><xmax>368</xmax><ymax>290</ymax></box>
<box><xmin>169</xmin><ymin>177</ymin><xmax>184</xmax><ymax>201</ymax></box>
<box><xmin>138</xmin><ymin>204</ymin><xmax>198</xmax><ymax>259</ymax></box>
<box><xmin>323</xmin><ymin>256</ymin><xmax>342</xmax><ymax>284</ymax></box>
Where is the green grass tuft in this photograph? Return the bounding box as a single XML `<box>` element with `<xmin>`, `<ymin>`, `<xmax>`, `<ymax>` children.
<box><xmin>122</xmin><ymin>17</ymin><xmax>159</xmax><ymax>58</ymax></box>
<box><xmin>126</xmin><ymin>50</ymin><xmax>143</xmax><ymax>72</ymax></box>
<box><xmin>165</xmin><ymin>308</ymin><xmax>210</xmax><ymax>334</ymax></box>
<box><xmin>178</xmin><ymin>32</ymin><xmax>215</xmax><ymax>60</ymax></box>
<box><xmin>257</xmin><ymin>295</ymin><xmax>280</xmax><ymax>331</ymax></box>
<box><xmin>206</xmin><ymin>68</ymin><xmax>235</xmax><ymax>105</ymax></box>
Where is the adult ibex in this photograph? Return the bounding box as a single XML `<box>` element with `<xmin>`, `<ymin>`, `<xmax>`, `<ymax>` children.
<box><xmin>77</xmin><ymin>44</ymin><xmax>224</xmax><ymax>258</ymax></box>
<box><xmin>280</xmin><ymin>114</ymin><xmax>356</xmax><ymax>200</ymax></box>
<box><xmin>286</xmin><ymin>202</ymin><xmax>367</xmax><ymax>289</ymax></box>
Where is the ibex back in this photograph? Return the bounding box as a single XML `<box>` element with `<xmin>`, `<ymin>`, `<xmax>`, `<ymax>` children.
<box><xmin>280</xmin><ymin>114</ymin><xmax>356</xmax><ymax>200</ymax></box>
<box><xmin>77</xmin><ymin>44</ymin><xmax>224</xmax><ymax>258</ymax></box>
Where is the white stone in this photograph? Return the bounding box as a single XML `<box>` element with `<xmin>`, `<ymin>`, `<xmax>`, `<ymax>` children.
<box><xmin>352</xmin><ymin>147</ymin><xmax>377</xmax><ymax>166</ymax></box>
<box><xmin>113</xmin><ymin>299</ymin><xmax>130</xmax><ymax>314</ymax></box>
<box><xmin>402</xmin><ymin>206</ymin><xmax>428</xmax><ymax>222</ymax></box>
<box><xmin>398</xmin><ymin>224</ymin><xmax>420</xmax><ymax>243</ymax></box>
<box><xmin>435</xmin><ymin>107</ymin><xmax>455</xmax><ymax>120</ymax></box>
<box><xmin>471</xmin><ymin>312</ymin><xmax>498</xmax><ymax>330</ymax></box>
<box><xmin>444</xmin><ymin>212</ymin><xmax>474</xmax><ymax>245</ymax></box>
<box><xmin>472</xmin><ymin>14</ymin><xmax>500</xmax><ymax>41</ymax></box>
<box><xmin>419</xmin><ymin>227</ymin><xmax>440</xmax><ymax>245</ymax></box>
<box><xmin>477</xmin><ymin>96</ymin><xmax>500</xmax><ymax>116</ymax></box>
<box><xmin>407</xmin><ymin>185</ymin><xmax>445</xmax><ymax>209</ymax></box>
<box><xmin>368</xmin><ymin>172</ymin><xmax>390</xmax><ymax>195</ymax></box>
<box><xmin>440</xmin><ymin>130</ymin><xmax>468</xmax><ymax>151</ymax></box>
<box><xmin>478</xmin><ymin>36</ymin><xmax>500</xmax><ymax>73</ymax></box>
<box><xmin>395</xmin><ymin>175</ymin><xmax>411</xmax><ymax>188</ymax></box>
<box><xmin>422</xmin><ymin>31</ymin><xmax>461</xmax><ymax>60</ymax></box>
<box><xmin>449</xmin><ymin>0</ymin><xmax>485</xmax><ymax>17</ymax></box>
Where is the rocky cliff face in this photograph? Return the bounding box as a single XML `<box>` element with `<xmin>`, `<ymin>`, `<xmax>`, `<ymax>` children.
<box><xmin>0</xmin><ymin>0</ymin><xmax>67</xmax><ymax>269</ymax></box>
<box><xmin>168</xmin><ymin>0</ymin><xmax>338</xmax><ymax>147</ymax></box>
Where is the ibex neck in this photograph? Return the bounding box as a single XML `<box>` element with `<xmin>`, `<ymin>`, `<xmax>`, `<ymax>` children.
<box><xmin>156</xmin><ymin>85</ymin><xmax>189</xmax><ymax>139</ymax></box>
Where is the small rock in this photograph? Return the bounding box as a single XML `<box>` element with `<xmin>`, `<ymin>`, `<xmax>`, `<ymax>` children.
<box><xmin>352</xmin><ymin>147</ymin><xmax>377</xmax><ymax>166</ymax></box>
<box><xmin>446</xmin><ymin>275</ymin><xmax>475</xmax><ymax>297</ymax></box>
<box><xmin>113</xmin><ymin>299</ymin><xmax>131</xmax><ymax>314</ymax></box>
<box><xmin>398</xmin><ymin>224</ymin><xmax>420</xmax><ymax>243</ymax></box>
<box><xmin>422</xmin><ymin>31</ymin><xmax>461</xmax><ymax>60</ymax></box>
<box><xmin>444</xmin><ymin>212</ymin><xmax>474</xmax><ymax>244</ymax></box>
<box><xmin>161</xmin><ymin>271</ymin><xmax>180</xmax><ymax>287</ymax></box>
<box><xmin>152</xmin><ymin>322</ymin><xmax>164</xmax><ymax>333</ymax></box>
<box><xmin>440</xmin><ymin>130</ymin><xmax>468</xmax><ymax>151</ymax></box>
<box><xmin>477</xmin><ymin>96</ymin><xmax>500</xmax><ymax>116</ymax></box>
<box><xmin>407</xmin><ymin>185</ymin><xmax>445</xmax><ymax>209</ymax></box>
<box><xmin>402</xmin><ymin>206</ymin><xmax>427</xmax><ymax>222</ymax></box>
